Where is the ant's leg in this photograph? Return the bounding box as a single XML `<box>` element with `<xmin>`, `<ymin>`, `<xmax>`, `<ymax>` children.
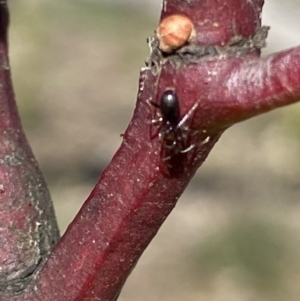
<box><xmin>178</xmin><ymin>127</ymin><xmax>199</xmax><ymax>154</ymax></box>
<box><xmin>177</xmin><ymin>102</ymin><xmax>199</xmax><ymax>129</ymax></box>
<box><xmin>150</xmin><ymin>116</ymin><xmax>163</xmax><ymax>125</ymax></box>
<box><xmin>173</xmin><ymin>102</ymin><xmax>200</xmax><ymax>154</ymax></box>
<box><xmin>180</xmin><ymin>143</ymin><xmax>196</xmax><ymax>154</ymax></box>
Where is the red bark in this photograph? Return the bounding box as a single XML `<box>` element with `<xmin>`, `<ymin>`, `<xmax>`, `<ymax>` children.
<box><xmin>0</xmin><ymin>2</ymin><xmax>59</xmax><ymax>297</ymax></box>
<box><xmin>1</xmin><ymin>0</ymin><xmax>300</xmax><ymax>300</ymax></box>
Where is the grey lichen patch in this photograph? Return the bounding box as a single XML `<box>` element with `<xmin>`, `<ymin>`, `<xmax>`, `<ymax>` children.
<box><xmin>0</xmin><ymin>229</ymin><xmax>43</xmax><ymax>295</ymax></box>
<box><xmin>146</xmin><ymin>25</ymin><xmax>270</xmax><ymax>73</ymax></box>
<box><xmin>0</xmin><ymin>134</ymin><xmax>60</xmax><ymax>296</ymax></box>
<box><xmin>3</xmin><ymin>147</ymin><xmax>25</xmax><ymax>166</ymax></box>
<box><xmin>219</xmin><ymin>25</ymin><xmax>270</xmax><ymax>54</ymax></box>
<box><xmin>251</xmin><ymin>26</ymin><xmax>270</xmax><ymax>49</ymax></box>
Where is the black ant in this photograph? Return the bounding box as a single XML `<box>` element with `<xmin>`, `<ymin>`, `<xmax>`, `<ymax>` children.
<box><xmin>149</xmin><ymin>89</ymin><xmax>199</xmax><ymax>172</ymax></box>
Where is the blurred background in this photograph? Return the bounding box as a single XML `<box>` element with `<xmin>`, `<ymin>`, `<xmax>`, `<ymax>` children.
<box><xmin>7</xmin><ymin>0</ymin><xmax>300</xmax><ymax>300</ymax></box>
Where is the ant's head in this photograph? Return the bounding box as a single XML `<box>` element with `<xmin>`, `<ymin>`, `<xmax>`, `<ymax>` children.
<box><xmin>160</xmin><ymin>89</ymin><xmax>180</xmax><ymax>126</ymax></box>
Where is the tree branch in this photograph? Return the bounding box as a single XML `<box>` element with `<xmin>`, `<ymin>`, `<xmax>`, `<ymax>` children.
<box><xmin>2</xmin><ymin>0</ymin><xmax>300</xmax><ymax>300</ymax></box>
<box><xmin>0</xmin><ymin>0</ymin><xmax>59</xmax><ymax>296</ymax></box>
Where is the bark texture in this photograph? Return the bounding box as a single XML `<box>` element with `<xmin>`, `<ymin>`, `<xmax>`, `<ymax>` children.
<box><xmin>1</xmin><ymin>1</ymin><xmax>300</xmax><ymax>301</ymax></box>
